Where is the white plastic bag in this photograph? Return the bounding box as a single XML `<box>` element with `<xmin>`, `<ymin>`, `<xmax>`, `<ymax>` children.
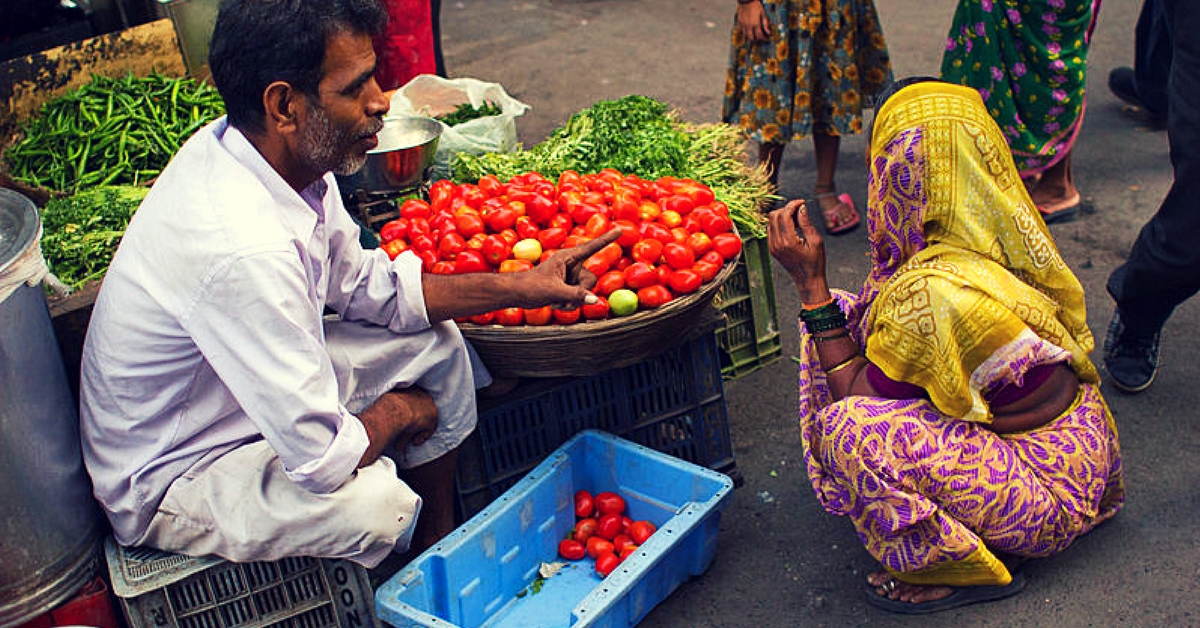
<box><xmin>388</xmin><ymin>74</ymin><xmax>530</xmax><ymax>180</ymax></box>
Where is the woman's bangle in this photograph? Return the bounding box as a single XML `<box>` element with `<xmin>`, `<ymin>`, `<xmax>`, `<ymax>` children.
<box><xmin>802</xmin><ymin>296</ymin><xmax>835</xmax><ymax>311</ymax></box>
<box><xmin>800</xmin><ymin>301</ymin><xmax>847</xmax><ymax>333</ymax></box>
<box><xmin>804</xmin><ymin>312</ymin><xmax>847</xmax><ymax>334</ymax></box>
<box><xmin>825</xmin><ymin>355</ymin><xmax>862</xmax><ymax>376</ymax></box>
<box><xmin>799</xmin><ymin>302</ymin><xmax>841</xmax><ymax>321</ymax></box>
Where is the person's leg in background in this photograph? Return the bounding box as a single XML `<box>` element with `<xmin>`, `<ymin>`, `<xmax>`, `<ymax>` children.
<box><xmin>1029</xmin><ymin>150</ymin><xmax>1079</xmax><ymax>217</ymax></box>
<box><xmin>813</xmin><ymin>132</ymin><xmax>859</xmax><ymax>234</ymax></box>
<box><xmin>430</xmin><ymin>0</ymin><xmax>446</xmax><ymax>77</ymax></box>
<box><xmin>1105</xmin><ymin>0</ymin><xmax>1200</xmax><ymax>393</ymax></box>
<box><xmin>1109</xmin><ymin>0</ymin><xmax>1172</xmax><ymax>124</ymax></box>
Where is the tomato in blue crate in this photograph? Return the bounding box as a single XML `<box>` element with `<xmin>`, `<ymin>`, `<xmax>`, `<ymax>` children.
<box><xmin>597</xmin><ymin>513</ymin><xmax>624</xmax><ymax>540</ymax></box>
<box><xmin>572</xmin><ymin>517</ymin><xmax>598</xmax><ymax>543</ymax></box>
<box><xmin>593</xmin><ymin>491</ymin><xmax>626</xmax><ymax>516</ymax></box>
<box><xmin>586</xmin><ymin>536</ymin><xmax>615</xmax><ymax>559</ymax></box>
<box><xmin>558</xmin><ymin>539</ymin><xmax>586</xmax><ymax>561</ymax></box>
<box><xmin>594</xmin><ymin>551</ymin><xmax>621</xmax><ymax>578</ymax></box>
<box><xmin>628</xmin><ymin>520</ymin><xmax>657</xmax><ymax>545</ymax></box>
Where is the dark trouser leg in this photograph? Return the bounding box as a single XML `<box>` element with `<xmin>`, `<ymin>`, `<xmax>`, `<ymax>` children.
<box><xmin>1108</xmin><ymin>0</ymin><xmax>1200</xmax><ymax>333</ymax></box>
<box><xmin>1133</xmin><ymin>0</ymin><xmax>1172</xmax><ymax>117</ymax></box>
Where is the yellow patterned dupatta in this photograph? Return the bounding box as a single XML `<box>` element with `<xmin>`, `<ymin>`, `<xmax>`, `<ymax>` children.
<box><xmin>855</xmin><ymin>81</ymin><xmax>1099</xmax><ymax>424</ymax></box>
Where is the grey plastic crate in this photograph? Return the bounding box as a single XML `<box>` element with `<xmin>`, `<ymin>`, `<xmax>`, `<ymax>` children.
<box><xmin>105</xmin><ymin>539</ymin><xmax>379</xmax><ymax>628</ymax></box>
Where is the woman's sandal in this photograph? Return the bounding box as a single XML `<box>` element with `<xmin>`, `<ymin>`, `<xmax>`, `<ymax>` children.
<box><xmin>864</xmin><ymin>570</ymin><xmax>1027</xmax><ymax>615</ymax></box>
<box><xmin>815</xmin><ymin>188</ymin><xmax>861</xmax><ymax>235</ymax></box>
<box><xmin>1036</xmin><ymin>191</ymin><xmax>1082</xmax><ymax>225</ymax></box>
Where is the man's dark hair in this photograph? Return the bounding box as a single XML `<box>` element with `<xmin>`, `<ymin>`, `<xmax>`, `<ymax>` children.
<box><xmin>209</xmin><ymin>0</ymin><xmax>387</xmax><ymax>134</ymax></box>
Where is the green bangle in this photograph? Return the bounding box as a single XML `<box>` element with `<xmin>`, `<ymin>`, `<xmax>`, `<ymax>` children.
<box><xmin>799</xmin><ymin>302</ymin><xmax>842</xmax><ymax>322</ymax></box>
<box><xmin>804</xmin><ymin>311</ymin><xmax>848</xmax><ymax>334</ymax></box>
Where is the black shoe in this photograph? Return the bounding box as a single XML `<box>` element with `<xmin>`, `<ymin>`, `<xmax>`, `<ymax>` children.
<box><xmin>1103</xmin><ymin>310</ymin><xmax>1161</xmax><ymax>394</ymax></box>
<box><xmin>1108</xmin><ymin>67</ymin><xmax>1166</xmax><ymax>128</ymax></box>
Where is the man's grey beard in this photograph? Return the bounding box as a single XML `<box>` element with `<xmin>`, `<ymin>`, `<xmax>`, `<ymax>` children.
<box><xmin>298</xmin><ymin>104</ymin><xmax>384</xmax><ymax>177</ymax></box>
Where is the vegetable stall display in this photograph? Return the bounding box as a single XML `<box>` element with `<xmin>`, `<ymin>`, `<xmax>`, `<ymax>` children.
<box><xmin>39</xmin><ymin>185</ymin><xmax>149</xmax><ymax>291</ymax></box>
<box><xmin>4</xmin><ymin>72</ymin><xmax>225</xmax><ymax>193</ymax></box>
<box><xmin>1</xmin><ymin>72</ymin><xmax>225</xmax><ymax>293</ymax></box>
<box><xmin>436</xmin><ymin>100</ymin><xmax>504</xmax><ymax>126</ymax></box>
<box><xmin>375</xmin><ymin>168</ymin><xmax>742</xmax><ymax>324</ymax></box>
<box><xmin>451</xmin><ymin>95</ymin><xmax>776</xmax><ymax>240</ymax></box>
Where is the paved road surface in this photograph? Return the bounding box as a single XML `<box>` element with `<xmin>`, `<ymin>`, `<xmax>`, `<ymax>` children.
<box><xmin>438</xmin><ymin>1</ymin><xmax>1200</xmax><ymax>625</ymax></box>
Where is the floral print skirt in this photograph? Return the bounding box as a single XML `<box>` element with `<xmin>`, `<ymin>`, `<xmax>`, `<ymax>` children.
<box><xmin>722</xmin><ymin>0</ymin><xmax>893</xmax><ymax>144</ymax></box>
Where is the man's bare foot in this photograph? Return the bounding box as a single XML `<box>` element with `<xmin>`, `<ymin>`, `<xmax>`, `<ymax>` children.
<box><xmin>866</xmin><ymin>570</ymin><xmax>955</xmax><ymax>605</ymax></box>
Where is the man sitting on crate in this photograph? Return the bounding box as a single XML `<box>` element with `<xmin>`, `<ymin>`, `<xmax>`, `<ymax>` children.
<box><xmin>78</xmin><ymin>0</ymin><xmax>617</xmax><ymax>568</ymax></box>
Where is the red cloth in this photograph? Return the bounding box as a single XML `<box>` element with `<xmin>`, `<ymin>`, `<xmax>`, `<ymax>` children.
<box><xmin>373</xmin><ymin>0</ymin><xmax>437</xmax><ymax>91</ymax></box>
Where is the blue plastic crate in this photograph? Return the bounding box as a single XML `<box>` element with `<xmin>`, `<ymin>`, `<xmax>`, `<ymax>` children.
<box><xmin>377</xmin><ymin>430</ymin><xmax>734</xmax><ymax>628</ymax></box>
<box><xmin>455</xmin><ymin>332</ymin><xmax>735</xmax><ymax>519</ymax></box>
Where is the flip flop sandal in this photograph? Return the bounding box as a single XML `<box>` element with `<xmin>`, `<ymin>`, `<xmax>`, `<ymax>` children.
<box><xmin>1037</xmin><ymin>193</ymin><xmax>1082</xmax><ymax>225</ymax></box>
<box><xmin>864</xmin><ymin>570</ymin><xmax>1027</xmax><ymax>615</ymax></box>
<box><xmin>817</xmin><ymin>192</ymin><xmax>861</xmax><ymax>235</ymax></box>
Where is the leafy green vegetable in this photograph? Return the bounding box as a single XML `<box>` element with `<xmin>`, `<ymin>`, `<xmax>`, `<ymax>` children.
<box><xmin>40</xmin><ymin>185</ymin><xmax>148</xmax><ymax>290</ymax></box>
<box><xmin>450</xmin><ymin>95</ymin><xmax>775</xmax><ymax>238</ymax></box>
<box><xmin>5</xmin><ymin>72</ymin><xmax>225</xmax><ymax>193</ymax></box>
<box><xmin>437</xmin><ymin>100</ymin><xmax>503</xmax><ymax>126</ymax></box>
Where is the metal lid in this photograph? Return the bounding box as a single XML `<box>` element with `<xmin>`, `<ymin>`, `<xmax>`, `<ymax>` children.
<box><xmin>0</xmin><ymin>188</ymin><xmax>39</xmax><ymax>274</ymax></box>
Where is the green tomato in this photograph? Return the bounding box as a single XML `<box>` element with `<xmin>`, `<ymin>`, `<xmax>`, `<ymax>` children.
<box><xmin>608</xmin><ymin>289</ymin><xmax>639</xmax><ymax>317</ymax></box>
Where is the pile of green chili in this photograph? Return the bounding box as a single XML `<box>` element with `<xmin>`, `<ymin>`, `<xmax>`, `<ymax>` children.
<box><xmin>4</xmin><ymin>72</ymin><xmax>225</xmax><ymax>192</ymax></box>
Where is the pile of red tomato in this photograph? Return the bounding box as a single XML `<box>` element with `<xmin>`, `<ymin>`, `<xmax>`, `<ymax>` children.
<box><xmin>557</xmin><ymin>489</ymin><xmax>657</xmax><ymax>578</ymax></box>
<box><xmin>374</xmin><ymin>168</ymin><xmax>743</xmax><ymax>325</ymax></box>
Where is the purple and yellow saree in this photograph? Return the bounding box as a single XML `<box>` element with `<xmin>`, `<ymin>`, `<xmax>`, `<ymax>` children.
<box><xmin>795</xmin><ymin>82</ymin><xmax>1123</xmax><ymax>587</ymax></box>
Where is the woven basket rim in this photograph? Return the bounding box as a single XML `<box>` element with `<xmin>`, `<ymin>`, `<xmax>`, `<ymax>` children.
<box><xmin>458</xmin><ymin>250</ymin><xmax>739</xmax><ymax>339</ymax></box>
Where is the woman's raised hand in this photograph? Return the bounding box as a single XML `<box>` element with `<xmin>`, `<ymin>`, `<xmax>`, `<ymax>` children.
<box><xmin>768</xmin><ymin>200</ymin><xmax>832</xmax><ymax>304</ymax></box>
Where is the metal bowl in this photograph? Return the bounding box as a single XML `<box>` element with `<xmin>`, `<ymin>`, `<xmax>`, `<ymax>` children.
<box><xmin>338</xmin><ymin>116</ymin><xmax>442</xmax><ymax>195</ymax></box>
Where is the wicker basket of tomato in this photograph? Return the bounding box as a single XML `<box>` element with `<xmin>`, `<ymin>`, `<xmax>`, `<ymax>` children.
<box><xmin>374</xmin><ymin>168</ymin><xmax>743</xmax><ymax>378</ymax></box>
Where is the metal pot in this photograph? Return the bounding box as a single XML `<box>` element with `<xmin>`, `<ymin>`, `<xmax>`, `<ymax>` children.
<box><xmin>338</xmin><ymin>116</ymin><xmax>442</xmax><ymax>196</ymax></box>
<box><xmin>0</xmin><ymin>188</ymin><xmax>106</xmax><ymax>628</ymax></box>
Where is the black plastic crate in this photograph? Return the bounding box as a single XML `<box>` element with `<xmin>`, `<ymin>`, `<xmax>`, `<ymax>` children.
<box><xmin>455</xmin><ymin>331</ymin><xmax>736</xmax><ymax>519</ymax></box>
<box><xmin>105</xmin><ymin>540</ymin><xmax>378</xmax><ymax>628</ymax></box>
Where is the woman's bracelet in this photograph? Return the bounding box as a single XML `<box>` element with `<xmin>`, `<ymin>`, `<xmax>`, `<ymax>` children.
<box><xmin>824</xmin><ymin>354</ymin><xmax>862</xmax><ymax>376</ymax></box>
<box><xmin>799</xmin><ymin>302</ymin><xmax>840</xmax><ymax>320</ymax></box>
<box><xmin>804</xmin><ymin>312</ymin><xmax>847</xmax><ymax>333</ymax></box>
<box><xmin>800</xmin><ymin>301</ymin><xmax>847</xmax><ymax>333</ymax></box>
<box><xmin>802</xmin><ymin>296</ymin><xmax>835</xmax><ymax>311</ymax></box>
